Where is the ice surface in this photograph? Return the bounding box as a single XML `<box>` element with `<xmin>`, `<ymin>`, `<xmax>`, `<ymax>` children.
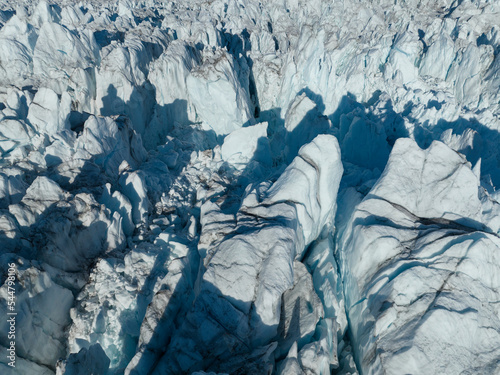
<box><xmin>0</xmin><ymin>261</ymin><xmax>73</xmax><ymax>367</ymax></box>
<box><xmin>33</xmin><ymin>21</ymin><xmax>99</xmax><ymax>95</ymax></box>
<box><xmin>338</xmin><ymin>138</ymin><xmax>500</xmax><ymax>374</ymax></box>
<box><xmin>263</xmin><ymin>135</ymin><xmax>343</xmax><ymax>248</ymax></box>
<box><xmin>0</xmin><ymin>0</ymin><xmax>499</xmax><ymax>373</ymax></box>
<box><xmin>220</xmin><ymin>122</ymin><xmax>271</xmax><ymax>169</ymax></box>
<box><xmin>187</xmin><ymin>47</ymin><xmax>253</xmax><ymax>135</ymax></box>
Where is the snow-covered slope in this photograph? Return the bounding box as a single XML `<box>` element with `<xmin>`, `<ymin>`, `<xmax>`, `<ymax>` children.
<box><xmin>0</xmin><ymin>0</ymin><xmax>499</xmax><ymax>374</ymax></box>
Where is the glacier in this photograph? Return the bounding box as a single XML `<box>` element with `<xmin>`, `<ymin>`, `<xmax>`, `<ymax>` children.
<box><xmin>0</xmin><ymin>0</ymin><xmax>500</xmax><ymax>374</ymax></box>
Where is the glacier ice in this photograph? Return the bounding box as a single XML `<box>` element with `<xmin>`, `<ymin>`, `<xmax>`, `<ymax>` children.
<box><xmin>338</xmin><ymin>138</ymin><xmax>500</xmax><ymax>374</ymax></box>
<box><xmin>0</xmin><ymin>262</ymin><xmax>73</xmax><ymax>366</ymax></box>
<box><xmin>129</xmin><ymin>134</ymin><xmax>343</xmax><ymax>374</ymax></box>
<box><xmin>220</xmin><ymin>122</ymin><xmax>271</xmax><ymax>170</ymax></box>
<box><xmin>0</xmin><ymin>0</ymin><xmax>500</xmax><ymax>374</ymax></box>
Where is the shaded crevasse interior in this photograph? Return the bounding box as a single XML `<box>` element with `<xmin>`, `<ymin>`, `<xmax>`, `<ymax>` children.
<box><xmin>0</xmin><ymin>0</ymin><xmax>499</xmax><ymax>374</ymax></box>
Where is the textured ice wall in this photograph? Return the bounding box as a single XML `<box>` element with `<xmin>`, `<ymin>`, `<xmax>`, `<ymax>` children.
<box><xmin>338</xmin><ymin>138</ymin><xmax>500</xmax><ymax>374</ymax></box>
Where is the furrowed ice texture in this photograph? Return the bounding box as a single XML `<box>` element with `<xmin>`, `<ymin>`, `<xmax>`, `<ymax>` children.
<box><xmin>338</xmin><ymin>138</ymin><xmax>500</xmax><ymax>374</ymax></box>
<box><xmin>0</xmin><ymin>0</ymin><xmax>499</xmax><ymax>374</ymax></box>
<box><xmin>125</xmin><ymin>134</ymin><xmax>342</xmax><ymax>374</ymax></box>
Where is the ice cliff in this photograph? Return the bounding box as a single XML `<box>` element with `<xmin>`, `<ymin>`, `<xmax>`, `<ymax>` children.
<box><xmin>0</xmin><ymin>0</ymin><xmax>500</xmax><ymax>374</ymax></box>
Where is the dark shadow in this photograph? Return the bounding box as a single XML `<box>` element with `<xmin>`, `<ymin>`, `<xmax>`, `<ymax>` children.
<box><xmin>444</xmin><ymin>0</ymin><xmax>464</xmax><ymax>18</ymax></box>
<box><xmin>99</xmin><ymin>83</ymin><xmax>157</xmax><ymax>144</ymax></box>
<box><xmin>401</xmin><ymin>101</ymin><xmax>414</xmax><ymax>116</ymax></box>
<box><xmin>0</xmin><ymin>94</ymin><xmax>29</xmax><ymax>120</ymax></box>
<box><xmin>0</xmin><ymin>10</ymin><xmax>15</xmax><ymax>25</ymax></box>
<box><xmin>418</xmin><ymin>29</ymin><xmax>428</xmax><ymax>53</ymax></box>
<box><xmin>220</xmin><ymin>28</ymin><xmax>260</xmax><ymax>118</ymax></box>
<box><xmin>275</xmin><ymin>297</ymin><xmax>302</xmax><ymax>359</ymax></box>
<box><xmin>476</xmin><ymin>33</ymin><xmax>490</xmax><ymax>49</ymax></box>
<box><xmin>297</xmin><ymin>87</ymin><xmax>326</xmax><ymax>114</ymax></box>
<box><xmin>143</xmin><ymin>40</ymin><xmax>166</xmax><ymax>60</ymax></box>
<box><xmin>93</xmin><ymin>30</ymin><xmax>126</xmax><ymax>48</ymax></box>
<box><xmin>50</xmin><ymin>3</ymin><xmax>62</xmax><ymax>23</ymax></box>
<box><xmin>44</xmin><ymin>154</ymin><xmax>62</xmax><ymax>168</ymax></box>
<box><xmin>100</xmin><ymin>85</ymin><xmax>126</xmax><ymax>117</ymax></box>
<box><xmin>134</xmin><ymin>276</ymin><xmax>279</xmax><ymax>374</ymax></box>
<box><xmin>375</xmin><ymin>99</ymin><xmax>410</xmax><ymax>147</ymax></box>
<box><xmin>258</xmin><ymin>108</ymin><xmax>286</xmax><ymax>167</ymax></box>
<box><xmin>426</xmin><ymin>100</ymin><xmax>443</xmax><ymax>110</ymax></box>
<box><xmin>284</xmin><ymin>88</ymin><xmax>331</xmax><ymax>163</ymax></box>
<box><xmin>68</xmin><ymin>110</ymin><xmax>91</xmax><ymax>133</ymax></box>
<box><xmin>150</xmin><ymin>98</ymin><xmax>191</xmax><ymax>144</ymax></box>
<box><xmin>21</xmin><ymin>85</ymin><xmax>36</xmax><ymax>94</ymax></box>
<box><xmin>329</xmin><ymin>92</ymin><xmax>364</xmax><ymax>127</ymax></box>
